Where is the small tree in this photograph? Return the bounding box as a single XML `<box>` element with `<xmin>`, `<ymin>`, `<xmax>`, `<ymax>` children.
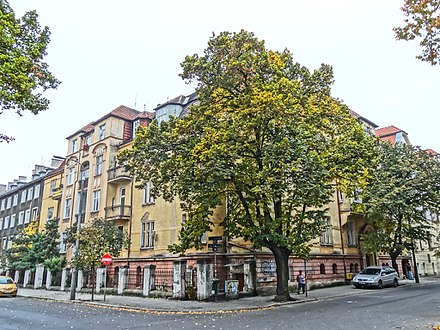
<box><xmin>66</xmin><ymin>218</ymin><xmax>130</xmax><ymax>300</ymax></box>
<box><xmin>0</xmin><ymin>1</ymin><xmax>60</xmax><ymax>142</ymax></box>
<box><xmin>4</xmin><ymin>221</ymin><xmax>39</xmax><ymax>271</ymax></box>
<box><xmin>394</xmin><ymin>0</ymin><xmax>440</xmax><ymax>65</ymax></box>
<box><xmin>359</xmin><ymin>142</ymin><xmax>440</xmax><ymax>275</ymax></box>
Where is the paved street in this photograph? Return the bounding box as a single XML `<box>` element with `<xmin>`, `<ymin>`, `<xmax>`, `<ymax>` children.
<box><xmin>0</xmin><ymin>278</ymin><xmax>439</xmax><ymax>329</ymax></box>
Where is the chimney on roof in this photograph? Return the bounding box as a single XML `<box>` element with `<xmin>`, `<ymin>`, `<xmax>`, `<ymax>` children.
<box><xmin>0</xmin><ymin>184</ymin><xmax>6</xmax><ymax>195</ymax></box>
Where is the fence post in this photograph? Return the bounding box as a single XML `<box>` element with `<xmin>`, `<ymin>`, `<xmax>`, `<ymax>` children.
<box><xmin>173</xmin><ymin>260</ymin><xmax>186</xmax><ymax>299</ymax></box>
<box><xmin>143</xmin><ymin>265</ymin><xmax>156</xmax><ymax>296</ymax></box>
<box><xmin>77</xmin><ymin>270</ymin><xmax>83</xmax><ymax>292</ymax></box>
<box><xmin>46</xmin><ymin>269</ymin><xmax>52</xmax><ymax>290</ymax></box>
<box><xmin>197</xmin><ymin>260</ymin><xmax>213</xmax><ymax>301</ymax></box>
<box><xmin>14</xmin><ymin>270</ymin><xmax>20</xmax><ymax>284</ymax></box>
<box><xmin>118</xmin><ymin>267</ymin><xmax>128</xmax><ymax>295</ymax></box>
<box><xmin>34</xmin><ymin>264</ymin><xmax>44</xmax><ymax>289</ymax></box>
<box><xmin>24</xmin><ymin>269</ymin><xmax>30</xmax><ymax>288</ymax></box>
<box><xmin>60</xmin><ymin>268</ymin><xmax>68</xmax><ymax>291</ymax></box>
<box><xmin>96</xmin><ymin>267</ymin><xmax>106</xmax><ymax>293</ymax></box>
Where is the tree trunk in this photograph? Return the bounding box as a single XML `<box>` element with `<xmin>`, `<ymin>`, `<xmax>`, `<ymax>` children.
<box><xmin>269</xmin><ymin>245</ymin><xmax>292</xmax><ymax>302</ymax></box>
<box><xmin>390</xmin><ymin>252</ymin><xmax>400</xmax><ymax>277</ymax></box>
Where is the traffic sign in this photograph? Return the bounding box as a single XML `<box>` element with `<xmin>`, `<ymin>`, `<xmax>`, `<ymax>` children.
<box><xmin>208</xmin><ymin>236</ymin><xmax>223</xmax><ymax>242</ymax></box>
<box><xmin>101</xmin><ymin>253</ymin><xmax>113</xmax><ymax>266</ymax></box>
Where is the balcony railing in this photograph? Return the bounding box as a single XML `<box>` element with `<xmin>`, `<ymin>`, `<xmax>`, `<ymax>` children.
<box><xmin>107</xmin><ymin>166</ymin><xmax>132</xmax><ymax>183</ymax></box>
<box><xmin>51</xmin><ymin>186</ymin><xmax>63</xmax><ymax>200</ymax></box>
<box><xmin>104</xmin><ymin>205</ymin><xmax>131</xmax><ymax>221</ymax></box>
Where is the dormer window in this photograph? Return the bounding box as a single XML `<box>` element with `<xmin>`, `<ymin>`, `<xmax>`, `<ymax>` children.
<box><xmin>71</xmin><ymin>139</ymin><xmax>77</xmax><ymax>153</ymax></box>
<box><xmin>133</xmin><ymin>120</ymin><xmax>140</xmax><ymax>139</ymax></box>
<box><xmin>98</xmin><ymin>124</ymin><xmax>106</xmax><ymax>141</ymax></box>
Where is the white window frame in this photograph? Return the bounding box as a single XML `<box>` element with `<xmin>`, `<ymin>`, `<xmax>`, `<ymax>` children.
<box><xmin>140</xmin><ymin>221</ymin><xmax>155</xmax><ymax>248</ymax></box>
<box><xmin>98</xmin><ymin>124</ymin><xmax>106</xmax><ymax>140</ymax></box>
<box><xmin>0</xmin><ymin>218</ymin><xmax>3</xmax><ymax>229</ymax></box>
<box><xmin>21</xmin><ymin>190</ymin><xmax>27</xmax><ymax>203</ymax></box>
<box><xmin>2</xmin><ymin>237</ymin><xmax>7</xmax><ymax>250</ymax></box>
<box><xmin>31</xmin><ymin>207</ymin><xmax>38</xmax><ymax>222</ymax></box>
<box><xmin>34</xmin><ymin>185</ymin><xmax>41</xmax><ymax>199</ymax></box>
<box><xmin>95</xmin><ymin>155</ymin><xmax>103</xmax><ymax>176</ymax></box>
<box><xmin>1</xmin><ymin>199</ymin><xmax>5</xmax><ymax>211</ymax></box>
<box><xmin>92</xmin><ymin>190</ymin><xmax>100</xmax><ymax>212</ymax></box>
<box><xmin>27</xmin><ymin>187</ymin><xmax>33</xmax><ymax>201</ymax></box>
<box><xmin>60</xmin><ymin>233</ymin><xmax>67</xmax><ymax>253</ymax></box>
<box><xmin>47</xmin><ymin>207</ymin><xmax>54</xmax><ymax>221</ymax></box>
<box><xmin>71</xmin><ymin>139</ymin><xmax>77</xmax><ymax>153</ymax></box>
<box><xmin>24</xmin><ymin>209</ymin><xmax>31</xmax><ymax>224</ymax></box>
<box><xmin>6</xmin><ymin>197</ymin><xmax>11</xmax><ymax>209</ymax></box>
<box><xmin>63</xmin><ymin>199</ymin><xmax>72</xmax><ymax>219</ymax></box>
<box><xmin>18</xmin><ymin>211</ymin><xmax>24</xmax><ymax>225</ymax></box>
<box><xmin>320</xmin><ymin>217</ymin><xmax>333</xmax><ymax>245</ymax></box>
<box><xmin>10</xmin><ymin>214</ymin><xmax>16</xmax><ymax>228</ymax></box>
<box><xmin>132</xmin><ymin>120</ymin><xmax>140</xmax><ymax>139</ymax></box>
<box><xmin>346</xmin><ymin>221</ymin><xmax>356</xmax><ymax>246</ymax></box>
<box><xmin>13</xmin><ymin>194</ymin><xmax>18</xmax><ymax>206</ymax></box>
<box><xmin>142</xmin><ymin>181</ymin><xmax>154</xmax><ymax>205</ymax></box>
<box><xmin>67</xmin><ymin>167</ymin><xmax>75</xmax><ymax>186</ymax></box>
<box><xmin>4</xmin><ymin>216</ymin><xmax>10</xmax><ymax>229</ymax></box>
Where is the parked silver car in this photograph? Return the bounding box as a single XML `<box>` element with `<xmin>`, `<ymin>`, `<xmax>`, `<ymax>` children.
<box><xmin>352</xmin><ymin>266</ymin><xmax>399</xmax><ymax>289</ymax></box>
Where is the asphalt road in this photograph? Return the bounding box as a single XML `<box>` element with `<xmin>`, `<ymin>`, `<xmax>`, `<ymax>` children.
<box><xmin>1</xmin><ymin>282</ymin><xmax>439</xmax><ymax>329</ymax></box>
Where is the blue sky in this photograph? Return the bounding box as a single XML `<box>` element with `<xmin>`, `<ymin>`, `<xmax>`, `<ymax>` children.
<box><xmin>1</xmin><ymin>0</ymin><xmax>439</xmax><ymax>184</ymax></box>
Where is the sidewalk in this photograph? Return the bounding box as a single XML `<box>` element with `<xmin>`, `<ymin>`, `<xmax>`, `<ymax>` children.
<box><xmin>16</xmin><ymin>277</ymin><xmax>437</xmax><ymax>314</ymax></box>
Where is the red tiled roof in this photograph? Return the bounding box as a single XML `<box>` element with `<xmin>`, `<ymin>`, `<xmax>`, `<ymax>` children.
<box><xmin>375</xmin><ymin>125</ymin><xmax>406</xmax><ymax>138</ymax></box>
<box><xmin>136</xmin><ymin>111</ymin><xmax>155</xmax><ymax>120</ymax></box>
<box><xmin>425</xmin><ymin>149</ymin><xmax>438</xmax><ymax>156</ymax></box>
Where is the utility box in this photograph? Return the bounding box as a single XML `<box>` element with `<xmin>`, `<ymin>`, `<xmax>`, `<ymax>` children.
<box><xmin>225</xmin><ymin>280</ymin><xmax>239</xmax><ymax>300</ymax></box>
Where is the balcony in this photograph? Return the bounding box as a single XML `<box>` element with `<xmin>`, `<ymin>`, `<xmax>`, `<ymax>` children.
<box><xmin>51</xmin><ymin>186</ymin><xmax>63</xmax><ymax>200</ymax></box>
<box><xmin>107</xmin><ymin>166</ymin><xmax>132</xmax><ymax>183</ymax></box>
<box><xmin>105</xmin><ymin>205</ymin><xmax>131</xmax><ymax>221</ymax></box>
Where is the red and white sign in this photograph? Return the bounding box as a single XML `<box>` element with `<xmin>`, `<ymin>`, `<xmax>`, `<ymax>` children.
<box><xmin>101</xmin><ymin>253</ymin><xmax>112</xmax><ymax>266</ymax></box>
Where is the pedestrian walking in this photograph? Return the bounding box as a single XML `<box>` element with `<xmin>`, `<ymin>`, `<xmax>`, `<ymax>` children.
<box><xmin>296</xmin><ymin>270</ymin><xmax>306</xmax><ymax>294</ymax></box>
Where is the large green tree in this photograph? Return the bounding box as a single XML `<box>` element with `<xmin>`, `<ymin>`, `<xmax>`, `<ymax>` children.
<box><xmin>119</xmin><ymin>30</ymin><xmax>376</xmax><ymax>302</ymax></box>
<box><xmin>359</xmin><ymin>142</ymin><xmax>440</xmax><ymax>276</ymax></box>
<box><xmin>394</xmin><ymin>0</ymin><xmax>440</xmax><ymax>65</ymax></box>
<box><xmin>0</xmin><ymin>0</ymin><xmax>60</xmax><ymax>142</ymax></box>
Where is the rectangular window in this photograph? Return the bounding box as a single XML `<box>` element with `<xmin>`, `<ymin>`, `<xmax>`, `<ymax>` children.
<box><xmin>31</xmin><ymin>207</ymin><xmax>38</xmax><ymax>221</ymax></box>
<box><xmin>95</xmin><ymin>155</ymin><xmax>103</xmax><ymax>176</ymax></box>
<box><xmin>60</xmin><ymin>233</ymin><xmax>67</xmax><ymax>253</ymax></box>
<box><xmin>21</xmin><ymin>190</ymin><xmax>27</xmax><ymax>203</ymax></box>
<box><xmin>346</xmin><ymin>221</ymin><xmax>356</xmax><ymax>246</ymax></box>
<box><xmin>10</xmin><ymin>214</ymin><xmax>16</xmax><ymax>228</ymax></box>
<box><xmin>132</xmin><ymin>120</ymin><xmax>140</xmax><ymax>139</ymax></box>
<box><xmin>18</xmin><ymin>211</ymin><xmax>24</xmax><ymax>225</ymax></box>
<box><xmin>92</xmin><ymin>190</ymin><xmax>100</xmax><ymax>212</ymax></box>
<box><xmin>67</xmin><ymin>167</ymin><xmax>75</xmax><ymax>185</ymax></box>
<box><xmin>4</xmin><ymin>216</ymin><xmax>9</xmax><ymax>229</ymax></box>
<box><xmin>13</xmin><ymin>194</ymin><xmax>18</xmax><ymax>206</ymax></box>
<box><xmin>0</xmin><ymin>218</ymin><xmax>3</xmax><ymax>229</ymax></box>
<box><xmin>1</xmin><ymin>199</ymin><xmax>5</xmax><ymax>211</ymax></box>
<box><xmin>50</xmin><ymin>179</ymin><xmax>57</xmax><ymax>196</ymax></box>
<box><xmin>27</xmin><ymin>188</ymin><xmax>33</xmax><ymax>201</ymax></box>
<box><xmin>6</xmin><ymin>197</ymin><xmax>11</xmax><ymax>209</ymax></box>
<box><xmin>142</xmin><ymin>181</ymin><xmax>154</xmax><ymax>205</ymax></box>
<box><xmin>24</xmin><ymin>209</ymin><xmax>31</xmax><ymax>224</ymax></box>
<box><xmin>1</xmin><ymin>238</ymin><xmax>7</xmax><ymax>250</ymax></box>
<box><xmin>320</xmin><ymin>217</ymin><xmax>333</xmax><ymax>245</ymax></box>
<box><xmin>98</xmin><ymin>124</ymin><xmax>106</xmax><ymax>141</ymax></box>
<box><xmin>71</xmin><ymin>139</ymin><xmax>77</xmax><ymax>153</ymax></box>
<box><xmin>47</xmin><ymin>207</ymin><xmax>54</xmax><ymax>221</ymax></box>
<box><xmin>63</xmin><ymin>199</ymin><xmax>71</xmax><ymax>219</ymax></box>
<box><xmin>34</xmin><ymin>185</ymin><xmax>41</xmax><ymax>199</ymax></box>
<box><xmin>85</xmin><ymin>134</ymin><xmax>91</xmax><ymax>147</ymax></box>
<box><xmin>140</xmin><ymin>221</ymin><xmax>155</xmax><ymax>248</ymax></box>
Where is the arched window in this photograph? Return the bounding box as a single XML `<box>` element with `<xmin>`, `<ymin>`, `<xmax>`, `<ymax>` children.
<box><xmin>350</xmin><ymin>263</ymin><xmax>354</xmax><ymax>273</ymax></box>
<box><xmin>355</xmin><ymin>263</ymin><xmax>359</xmax><ymax>273</ymax></box>
<box><xmin>332</xmin><ymin>263</ymin><xmax>337</xmax><ymax>274</ymax></box>
<box><xmin>320</xmin><ymin>264</ymin><xmax>326</xmax><ymax>274</ymax></box>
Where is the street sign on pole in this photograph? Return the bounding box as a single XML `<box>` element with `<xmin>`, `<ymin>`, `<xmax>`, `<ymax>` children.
<box><xmin>101</xmin><ymin>253</ymin><xmax>112</xmax><ymax>266</ymax></box>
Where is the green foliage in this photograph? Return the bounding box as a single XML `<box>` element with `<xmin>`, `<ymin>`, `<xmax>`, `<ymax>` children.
<box><xmin>360</xmin><ymin>142</ymin><xmax>440</xmax><ymax>266</ymax></box>
<box><xmin>4</xmin><ymin>219</ymin><xmax>62</xmax><ymax>271</ymax></box>
<box><xmin>394</xmin><ymin>0</ymin><xmax>440</xmax><ymax>65</ymax></box>
<box><xmin>119</xmin><ymin>30</ymin><xmax>376</xmax><ymax>300</ymax></box>
<box><xmin>0</xmin><ymin>1</ymin><xmax>60</xmax><ymax>141</ymax></box>
<box><xmin>44</xmin><ymin>256</ymin><xmax>66</xmax><ymax>273</ymax></box>
<box><xmin>66</xmin><ymin>218</ymin><xmax>130</xmax><ymax>272</ymax></box>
